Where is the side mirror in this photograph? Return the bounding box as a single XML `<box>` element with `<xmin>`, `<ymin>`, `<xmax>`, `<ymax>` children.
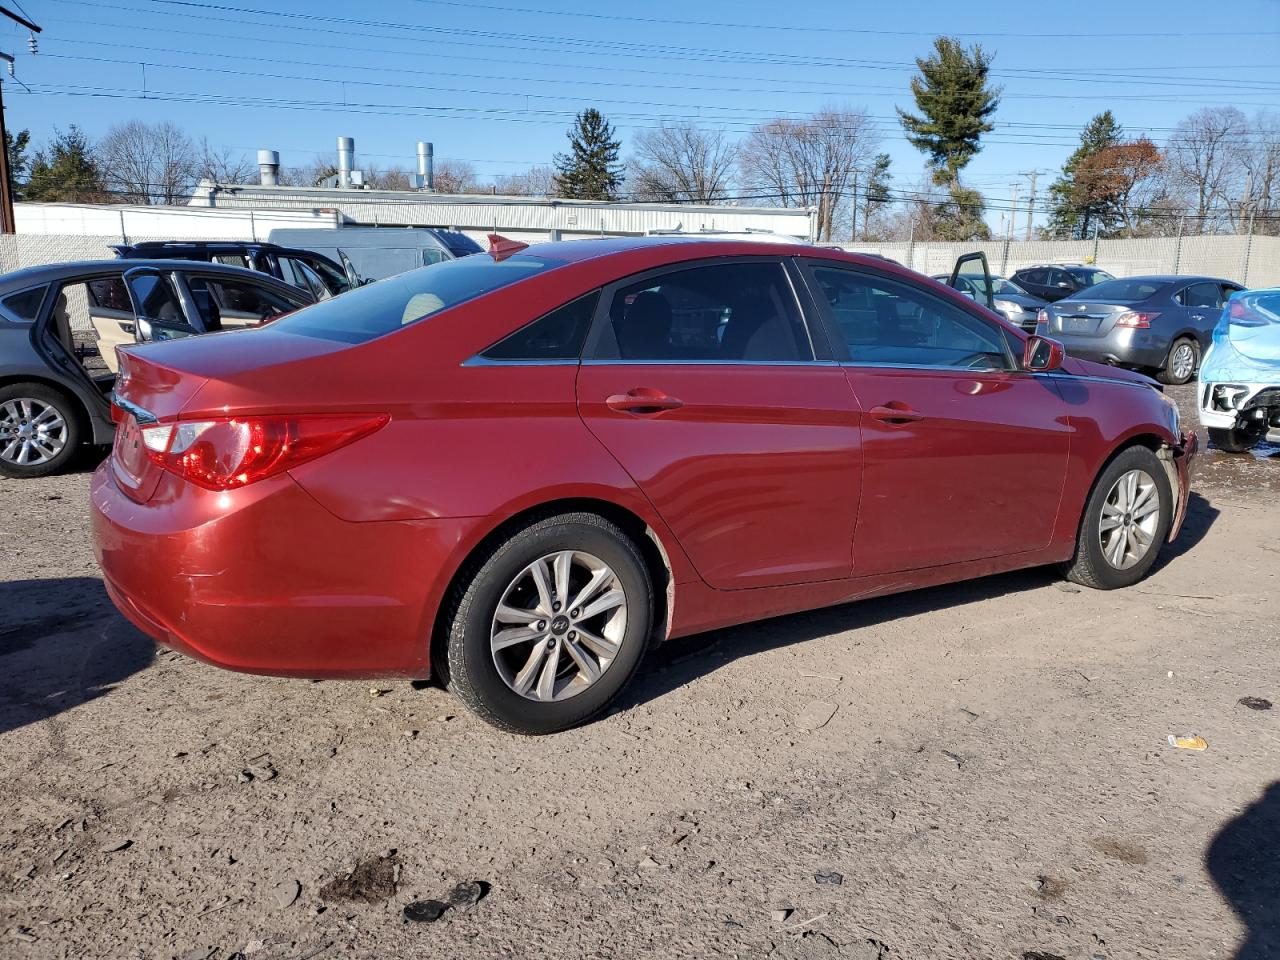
<box><xmin>1023</xmin><ymin>335</ymin><xmax>1065</xmax><ymax>372</ymax></box>
<box><xmin>1056</xmin><ymin>280</ymin><xmax>1072</xmax><ymax>289</ymax></box>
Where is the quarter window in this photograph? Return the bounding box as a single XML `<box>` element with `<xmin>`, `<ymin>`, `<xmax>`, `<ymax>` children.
<box><xmin>482</xmin><ymin>291</ymin><xmax>599</xmax><ymax>361</ymax></box>
<box><xmin>2</xmin><ymin>285</ymin><xmax>48</xmax><ymax>323</ymax></box>
<box><xmin>597</xmin><ymin>261</ymin><xmax>810</xmax><ymax>362</ymax></box>
<box><xmin>810</xmin><ymin>267</ymin><xmax>1012</xmax><ymax>371</ymax></box>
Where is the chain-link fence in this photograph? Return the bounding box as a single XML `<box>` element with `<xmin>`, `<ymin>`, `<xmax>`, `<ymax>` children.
<box><xmin>837</xmin><ymin>234</ymin><xmax>1280</xmax><ymax>288</ymax></box>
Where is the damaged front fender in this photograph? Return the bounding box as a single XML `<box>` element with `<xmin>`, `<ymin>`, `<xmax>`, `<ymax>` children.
<box><xmin>1158</xmin><ymin>430</ymin><xmax>1197</xmax><ymax>542</ymax></box>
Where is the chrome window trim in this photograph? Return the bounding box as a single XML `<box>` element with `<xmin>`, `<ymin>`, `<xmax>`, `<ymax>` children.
<box><xmin>582</xmin><ymin>358</ymin><xmax>838</xmax><ymax>368</ymax></box>
<box><xmin>462</xmin><ymin>356</ymin><xmax>580</xmax><ymax>367</ymax></box>
<box><xmin>839</xmin><ymin>361</ymin><xmax>1025</xmax><ymax>375</ymax></box>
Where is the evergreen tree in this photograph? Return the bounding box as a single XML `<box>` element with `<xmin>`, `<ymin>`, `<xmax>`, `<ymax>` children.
<box><xmin>897</xmin><ymin>37</ymin><xmax>1001</xmax><ymax>187</ymax></box>
<box><xmin>25</xmin><ymin>126</ymin><xmax>106</xmax><ymax>203</ymax></box>
<box><xmin>933</xmin><ymin>185</ymin><xmax>992</xmax><ymax>241</ymax></box>
<box><xmin>5</xmin><ymin>129</ymin><xmax>30</xmax><ymax>199</ymax></box>
<box><xmin>1048</xmin><ymin>111</ymin><xmax>1124</xmax><ymax>239</ymax></box>
<box><xmin>554</xmin><ymin>108</ymin><xmax>622</xmax><ymax>201</ymax></box>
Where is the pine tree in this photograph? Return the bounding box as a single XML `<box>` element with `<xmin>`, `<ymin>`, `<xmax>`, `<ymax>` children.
<box><xmin>554</xmin><ymin>109</ymin><xmax>622</xmax><ymax>201</ymax></box>
<box><xmin>897</xmin><ymin>37</ymin><xmax>1001</xmax><ymax>188</ymax></box>
<box><xmin>5</xmin><ymin>129</ymin><xmax>30</xmax><ymax>199</ymax></box>
<box><xmin>1048</xmin><ymin>111</ymin><xmax>1124</xmax><ymax>239</ymax></box>
<box><xmin>25</xmin><ymin>126</ymin><xmax>106</xmax><ymax>203</ymax></box>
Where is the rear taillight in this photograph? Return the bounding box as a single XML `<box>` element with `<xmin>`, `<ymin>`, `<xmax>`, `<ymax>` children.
<box><xmin>1036</xmin><ymin>308</ymin><xmax>1049</xmax><ymax>327</ymax></box>
<box><xmin>1115</xmin><ymin>311</ymin><xmax>1158</xmax><ymax>328</ymax></box>
<box><xmin>139</xmin><ymin>414</ymin><xmax>388</xmax><ymax>491</ymax></box>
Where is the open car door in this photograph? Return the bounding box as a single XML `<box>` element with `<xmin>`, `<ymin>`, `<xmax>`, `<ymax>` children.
<box><xmin>122</xmin><ymin>267</ymin><xmax>200</xmax><ymax>343</ymax></box>
<box><xmin>336</xmin><ymin>248</ymin><xmax>367</xmax><ymax>288</ymax></box>
<box><xmin>946</xmin><ymin>251</ymin><xmax>996</xmax><ymax>312</ymax></box>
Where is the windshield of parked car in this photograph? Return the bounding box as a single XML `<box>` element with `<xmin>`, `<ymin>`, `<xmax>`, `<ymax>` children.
<box><xmin>957</xmin><ymin>275</ymin><xmax>1029</xmax><ymax>298</ymax></box>
<box><xmin>1065</xmin><ymin>278</ymin><xmax>1164</xmax><ymax>302</ymax></box>
<box><xmin>267</xmin><ymin>254</ymin><xmax>558</xmax><ymax>343</ymax></box>
<box><xmin>437</xmin><ymin>231</ymin><xmax>484</xmax><ymax>257</ymax></box>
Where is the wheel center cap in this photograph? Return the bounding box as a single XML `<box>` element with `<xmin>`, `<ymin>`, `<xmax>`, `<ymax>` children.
<box><xmin>550</xmin><ymin>615</ymin><xmax>570</xmax><ymax>635</ymax></box>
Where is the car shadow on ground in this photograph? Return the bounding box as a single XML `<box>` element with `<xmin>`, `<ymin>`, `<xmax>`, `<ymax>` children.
<box><xmin>1208</xmin><ymin>781</ymin><xmax>1280</xmax><ymax>960</ymax></box>
<box><xmin>0</xmin><ymin>577</ymin><xmax>153</xmax><ymax>737</ymax></box>
<box><xmin>1150</xmin><ymin>490</ymin><xmax>1218</xmax><ymax>573</ymax></box>
<box><xmin>623</xmin><ymin>491</ymin><xmax>1221</xmax><ymax>711</ymax></box>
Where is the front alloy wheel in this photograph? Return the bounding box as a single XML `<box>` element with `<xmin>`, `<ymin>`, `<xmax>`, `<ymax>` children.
<box><xmin>1064</xmin><ymin>445</ymin><xmax>1173</xmax><ymax>590</ymax></box>
<box><xmin>1097</xmin><ymin>469</ymin><xmax>1161</xmax><ymax>570</ymax></box>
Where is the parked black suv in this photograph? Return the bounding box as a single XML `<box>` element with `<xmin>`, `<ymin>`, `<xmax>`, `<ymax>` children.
<box><xmin>1010</xmin><ymin>264</ymin><xmax>1115</xmax><ymax>303</ymax></box>
<box><xmin>113</xmin><ymin>241</ymin><xmax>359</xmax><ymax>299</ymax></box>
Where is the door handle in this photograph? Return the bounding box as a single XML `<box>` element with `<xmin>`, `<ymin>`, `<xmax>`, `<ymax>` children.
<box><xmin>868</xmin><ymin>403</ymin><xmax>925</xmax><ymax>425</ymax></box>
<box><xmin>1191</xmin><ymin>314</ymin><xmax>1205</xmax><ymax>321</ymax></box>
<box><xmin>606</xmin><ymin>387</ymin><xmax>684</xmax><ymax>415</ymax></box>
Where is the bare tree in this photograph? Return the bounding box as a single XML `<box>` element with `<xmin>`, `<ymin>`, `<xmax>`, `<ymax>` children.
<box><xmin>366</xmin><ymin>165</ymin><xmax>413</xmax><ymax>190</ymax></box>
<box><xmin>493</xmin><ymin>165</ymin><xmax>556</xmax><ymax>196</ymax></box>
<box><xmin>431</xmin><ymin>159</ymin><xmax>478</xmax><ymax>194</ymax></box>
<box><xmin>277</xmin><ymin>156</ymin><xmax>338</xmax><ymax>188</ymax></box>
<box><xmin>98</xmin><ymin>120</ymin><xmax>199</xmax><ymax>204</ymax></box>
<box><xmin>627</xmin><ymin>123</ymin><xmax>736</xmax><ymax>203</ymax></box>
<box><xmin>198</xmin><ymin>138</ymin><xmax>256</xmax><ymax>185</ymax></box>
<box><xmin>1239</xmin><ymin>111</ymin><xmax>1280</xmax><ymax>235</ymax></box>
<box><xmin>1165</xmin><ymin>107</ymin><xmax>1248</xmax><ymax>231</ymax></box>
<box><xmin>738</xmin><ymin>107</ymin><xmax>879</xmax><ymax>242</ymax></box>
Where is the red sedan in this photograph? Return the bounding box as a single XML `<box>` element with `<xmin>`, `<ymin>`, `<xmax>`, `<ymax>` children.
<box><xmin>92</xmin><ymin>239</ymin><xmax>1196</xmax><ymax>734</ymax></box>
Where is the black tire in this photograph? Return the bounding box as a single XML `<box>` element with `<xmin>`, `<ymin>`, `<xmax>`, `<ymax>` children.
<box><xmin>1208</xmin><ymin>424</ymin><xmax>1263</xmax><ymax>454</ymax></box>
<box><xmin>1063</xmin><ymin>445</ymin><xmax>1173</xmax><ymax>590</ymax></box>
<box><xmin>1157</xmin><ymin>337</ymin><xmax>1200</xmax><ymax>386</ymax></box>
<box><xmin>443</xmin><ymin>512</ymin><xmax>653</xmax><ymax>735</ymax></box>
<box><xmin>0</xmin><ymin>382</ymin><xmax>84</xmax><ymax>479</ymax></box>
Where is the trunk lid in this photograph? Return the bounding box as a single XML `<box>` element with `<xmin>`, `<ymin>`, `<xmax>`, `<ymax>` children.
<box><xmin>1047</xmin><ymin>300</ymin><xmax>1130</xmax><ymax>338</ymax></box>
<box><xmin>110</xmin><ymin>328</ymin><xmax>349</xmax><ymax>502</ymax></box>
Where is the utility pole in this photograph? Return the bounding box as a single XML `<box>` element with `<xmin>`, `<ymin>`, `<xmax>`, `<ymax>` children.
<box><xmin>1007</xmin><ymin>181</ymin><xmax>1020</xmax><ymax>242</ymax></box>
<box><xmin>849</xmin><ymin>169</ymin><xmax>859</xmax><ymax>242</ymax></box>
<box><xmin>1019</xmin><ymin>169</ymin><xmax>1046</xmax><ymax>241</ymax></box>
<box><xmin>0</xmin><ymin>5</ymin><xmax>41</xmax><ymax>235</ymax></box>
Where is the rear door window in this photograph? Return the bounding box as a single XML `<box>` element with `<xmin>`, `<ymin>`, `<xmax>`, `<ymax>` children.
<box><xmin>1177</xmin><ymin>282</ymin><xmax>1222</xmax><ymax>308</ymax></box>
<box><xmin>592</xmin><ymin>261</ymin><xmax>812</xmax><ymax>362</ymax></box>
<box><xmin>185</xmin><ymin>276</ymin><xmax>307</xmax><ymax>330</ymax></box>
<box><xmin>481</xmin><ymin>291</ymin><xmax>599</xmax><ymax>361</ymax></box>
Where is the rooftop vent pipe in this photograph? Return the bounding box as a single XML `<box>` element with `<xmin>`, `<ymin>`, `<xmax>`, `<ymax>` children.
<box><xmin>257</xmin><ymin>149</ymin><xmax>280</xmax><ymax>187</ymax></box>
<box><xmin>417</xmin><ymin>141</ymin><xmax>434</xmax><ymax>191</ymax></box>
<box><xmin>337</xmin><ymin>136</ymin><xmax>355</xmax><ymax>189</ymax></box>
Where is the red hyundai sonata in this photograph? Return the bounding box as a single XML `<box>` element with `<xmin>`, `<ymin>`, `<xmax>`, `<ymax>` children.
<box><xmin>92</xmin><ymin>239</ymin><xmax>1196</xmax><ymax>734</ymax></box>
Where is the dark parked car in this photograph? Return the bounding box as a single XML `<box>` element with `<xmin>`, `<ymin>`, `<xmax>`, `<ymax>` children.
<box><xmin>113</xmin><ymin>241</ymin><xmax>359</xmax><ymax>298</ymax></box>
<box><xmin>92</xmin><ymin>238</ymin><xmax>1195</xmax><ymax>735</ymax></box>
<box><xmin>1012</xmin><ymin>264</ymin><xmax>1115</xmax><ymax>302</ymax></box>
<box><xmin>0</xmin><ymin>259</ymin><xmax>312</xmax><ymax>478</ymax></box>
<box><xmin>931</xmin><ymin>273</ymin><xmax>1047</xmax><ymax>332</ymax></box>
<box><xmin>1037</xmin><ymin>275</ymin><xmax>1244</xmax><ymax>385</ymax></box>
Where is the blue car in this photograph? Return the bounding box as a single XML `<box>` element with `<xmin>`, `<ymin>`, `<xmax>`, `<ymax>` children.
<box><xmin>1197</xmin><ymin>287</ymin><xmax>1280</xmax><ymax>452</ymax></box>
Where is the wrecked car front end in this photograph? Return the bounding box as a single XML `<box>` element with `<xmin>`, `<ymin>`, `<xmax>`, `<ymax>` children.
<box><xmin>1198</xmin><ymin>288</ymin><xmax>1280</xmax><ymax>453</ymax></box>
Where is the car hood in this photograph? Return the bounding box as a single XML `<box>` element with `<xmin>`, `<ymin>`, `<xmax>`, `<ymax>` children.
<box><xmin>1061</xmin><ymin>354</ymin><xmax>1161</xmax><ymax>388</ymax></box>
<box><xmin>993</xmin><ymin>293</ymin><xmax>1047</xmax><ymax>309</ymax></box>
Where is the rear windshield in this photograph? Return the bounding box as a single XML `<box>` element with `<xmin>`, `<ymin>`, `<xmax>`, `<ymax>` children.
<box><xmin>267</xmin><ymin>254</ymin><xmax>557</xmax><ymax>344</ymax></box>
<box><xmin>1067</xmin><ymin>278</ymin><xmax>1165</xmax><ymax>303</ymax></box>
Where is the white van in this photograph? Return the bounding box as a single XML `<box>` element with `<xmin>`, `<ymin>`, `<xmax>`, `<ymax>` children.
<box><xmin>266</xmin><ymin>227</ymin><xmax>484</xmax><ymax>282</ymax></box>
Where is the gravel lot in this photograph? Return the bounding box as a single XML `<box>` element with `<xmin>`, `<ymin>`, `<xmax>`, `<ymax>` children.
<box><xmin>1</xmin><ymin>383</ymin><xmax>1277</xmax><ymax>960</ymax></box>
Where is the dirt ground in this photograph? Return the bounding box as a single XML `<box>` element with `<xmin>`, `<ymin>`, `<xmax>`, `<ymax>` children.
<box><xmin>1</xmin><ymin>383</ymin><xmax>1278</xmax><ymax>960</ymax></box>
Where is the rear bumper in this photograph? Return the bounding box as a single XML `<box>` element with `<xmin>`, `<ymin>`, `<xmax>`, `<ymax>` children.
<box><xmin>1043</xmin><ymin>326</ymin><xmax>1169</xmax><ymax>370</ymax></box>
<box><xmin>1167</xmin><ymin>430</ymin><xmax>1197</xmax><ymax>543</ymax></box>
<box><xmin>91</xmin><ymin>462</ymin><xmax>477</xmax><ymax>679</ymax></box>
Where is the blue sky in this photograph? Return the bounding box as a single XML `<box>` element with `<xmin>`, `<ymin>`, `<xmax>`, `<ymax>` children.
<box><xmin>4</xmin><ymin>0</ymin><xmax>1280</xmax><ymax>231</ymax></box>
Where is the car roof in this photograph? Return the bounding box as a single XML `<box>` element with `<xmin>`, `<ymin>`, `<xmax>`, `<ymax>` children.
<box><xmin>1094</xmin><ymin>274</ymin><xmax>1233</xmax><ymax>285</ymax></box>
<box><xmin>509</xmin><ymin>235</ymin><xmax>879</xmax><ymax>268</ymax></box>
<box><xmin>0</xmin><ymin>258</ymin><xmax>292</xmax><ymax>292</ymax></box>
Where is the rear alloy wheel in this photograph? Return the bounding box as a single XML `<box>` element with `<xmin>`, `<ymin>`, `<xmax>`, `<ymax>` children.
<box><xmin>1063</xmin><ymin>446</ymin><xmax>1173</xmax><ymax>590</ymax></box>
<box><xmin>444</xmin><ymin>512</ymin><xmax>653</xmax><ymax>734</ymax></box>
<box><xmin>1208</xmin><ymin>423</ymin><xmax>1264</xmax><ymax>454</ymax></box>
<box><xmin>0</xmin><ymin>384</ymin><xmax>81</xmax><ymax>479</ymax></box>
<box><xmin>1158</xmin><ymin>337</ymin><xmax>1200</xmax><ymax>386</ymax></box>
